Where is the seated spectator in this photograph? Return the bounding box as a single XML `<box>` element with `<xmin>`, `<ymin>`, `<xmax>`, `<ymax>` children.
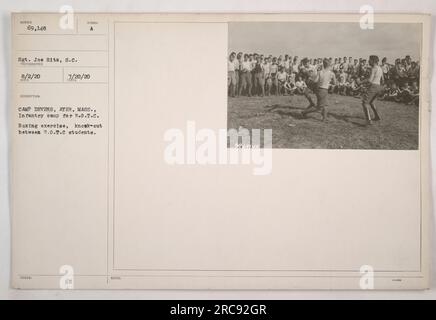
<box><xmin>295</xmin><ymin>76</ymin><xmax>307</xmax><ymax>94</ymax></box>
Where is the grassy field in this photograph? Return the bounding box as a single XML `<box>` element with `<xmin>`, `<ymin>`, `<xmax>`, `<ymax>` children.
<box><xmin>228</xmin><ymin>93</ymin><xmax>419</xmax><ymax>150</ymax></box>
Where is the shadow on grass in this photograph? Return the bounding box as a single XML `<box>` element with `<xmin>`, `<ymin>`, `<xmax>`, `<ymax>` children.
<box><xmin>264</xmin><ymin>103</ymin><xmax>372</xmax><ymax>127</ymax></box>
<box><xmin>264</xmin><ymin>104</ymin><xmax>308</xmax><ymax>119</ymax></box>
<box><xmin>327</xmin><ymin>112</ymin><xmax>368</xmax><ymax>127</ymax></box>
<box><xmin>264</xmin><ymin>104</ymin><xmax>307</xmax><ymax>111</ymax></box>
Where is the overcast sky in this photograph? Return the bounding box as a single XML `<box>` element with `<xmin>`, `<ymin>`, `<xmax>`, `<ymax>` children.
<box><xmin>228</xmin><ymin>22</ymin><xmax>421</xmax><ymax>63</ymax></box>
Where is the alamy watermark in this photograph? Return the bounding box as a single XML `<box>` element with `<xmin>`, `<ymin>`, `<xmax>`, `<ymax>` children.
<box><xmin>359</xmin><ymin>265</ymin><xmax>374</xmax><ymax>290</ymax></box>
<box><xmin>360</xmin><ymin>5</ymin><xmax>375</xmax><ymax>30</ymax></box>
<box><xmin>59</xmin><ymin>5</ymin><xmax>74</xmax><ymax>30</ymax></box>
<box><xmin>59</xmin><ymin>264</ymin><xmax>74</xmax><ymax>289</ymax></box>
<box><xmin>164</xmin><ymin>121</ymin><xmax>273</xmax><ymax>175</ymax></box>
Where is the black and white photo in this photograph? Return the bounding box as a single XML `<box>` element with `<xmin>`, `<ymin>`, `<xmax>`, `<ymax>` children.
<box><xmin>228</xmin><ymin>22</ymin><xmax>422</xmax><ymax>149</ymax></box>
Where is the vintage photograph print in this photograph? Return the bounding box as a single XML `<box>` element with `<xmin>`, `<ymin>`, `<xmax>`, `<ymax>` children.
<box><xmin>227</xmin><ymin>22</ymin><xmax>422</xmax><ymax>150</ymax></box>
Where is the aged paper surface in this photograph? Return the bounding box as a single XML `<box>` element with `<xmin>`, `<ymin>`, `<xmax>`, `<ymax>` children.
<box><xmin>11</xmin><ymin>13</ymin><xmax>431</xmax><ymax>289</ymax></box>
